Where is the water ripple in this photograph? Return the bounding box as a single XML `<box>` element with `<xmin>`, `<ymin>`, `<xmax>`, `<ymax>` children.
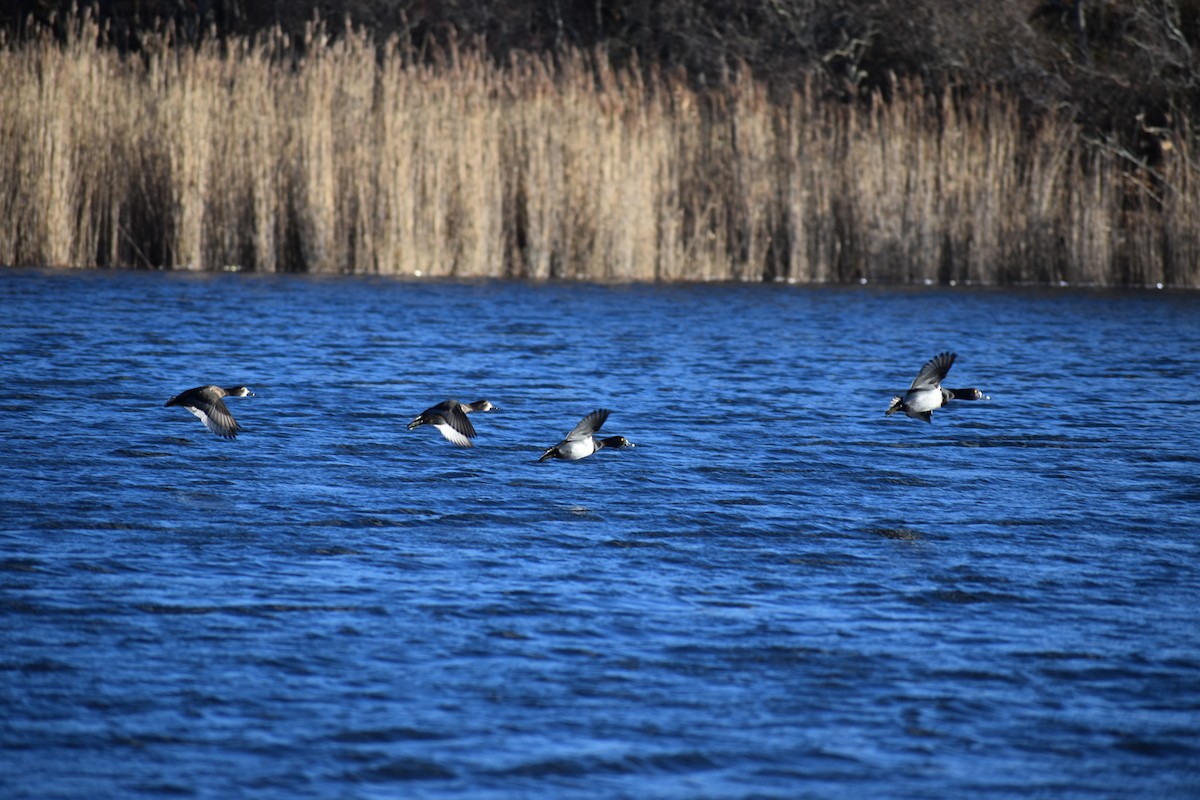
<box><xmin>1</xmin><ymin>270</ymin><xmax>1198</xmax><ymax>799</ymax></box>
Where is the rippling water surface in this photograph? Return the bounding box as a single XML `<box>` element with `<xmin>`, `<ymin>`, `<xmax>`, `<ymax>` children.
<box><xmin>1</xmin><ymin>268</ymin><xmax>1198</xmax><ymax>799</ymax></box>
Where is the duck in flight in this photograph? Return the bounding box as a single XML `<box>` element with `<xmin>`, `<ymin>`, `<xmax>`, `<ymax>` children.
<box><xmin>538</xmin><ymin>408</ymin><xmax>633</xmax><ymax>461</ymax></box>
<box><xmin>408</xmin><ymin>399</ymin><xmax>497</xmax><ymax>447</ymax></box>
<box><xmin>886</xmin><ymin>352</ymin><xmax>988</xmax><ymax>423</ymax></box>
<box><xmin>165</xmin><ymin>385</ymin><xmax>253</xmax><ymax>438</ymax></box>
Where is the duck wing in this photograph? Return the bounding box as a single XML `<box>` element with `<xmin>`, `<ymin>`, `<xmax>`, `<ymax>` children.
<box><xmin>910</xmin><ymin>352</ymin><xmax>956</xmax><ymax>390</ymax></box>
<box><xmin>565</xmin><ymin>408</ymin><xmax>610</xmax><ymax>440</ymax></box>
<box><xmin>189</xmin><ymin>399</ymin><xmax>240</xmax><ymax>438</ymax></box>
<box><xmin>440</xmin><ymin>402</ymin><xmax>478</xmax><ymax>442</ymax></box>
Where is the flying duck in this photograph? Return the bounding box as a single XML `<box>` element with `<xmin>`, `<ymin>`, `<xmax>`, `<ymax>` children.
<box><xmin>165</xmin><ymin>385</ymin><xmax>253</xmax><ymax>438</ymax></box>
<box><xmin>538</xmin><ymin>408</ymin><xmax>633</xmax><ymax>461</ymax></box>
<box><xmin>886</xmin><ymin>352</ymin><xmax>988</xmax><ymax>423</ymax></box>
<box><xmin>408</xmin><ymin>399</ymin><xmax>496</xmax><ymax>447</ymax></box>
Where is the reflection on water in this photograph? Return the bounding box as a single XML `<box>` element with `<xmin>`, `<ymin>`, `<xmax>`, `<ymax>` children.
<box><xmin>1</xmin><ymin>269</ymin><xmax>1198</xmax><ymax>799</ymax></box>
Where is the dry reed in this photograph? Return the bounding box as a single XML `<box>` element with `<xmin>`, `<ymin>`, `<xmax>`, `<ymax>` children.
<box><xmin>0</xmin><ymin>11</ymin><xmax>1196</xmax><ymax>286</ymax></box>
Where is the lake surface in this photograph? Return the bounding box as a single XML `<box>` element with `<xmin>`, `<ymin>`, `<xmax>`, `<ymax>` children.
<box><xmin>1</xmin><ymin>268</ymin><xmax>1198</xmax><ymax>799</ymax></box>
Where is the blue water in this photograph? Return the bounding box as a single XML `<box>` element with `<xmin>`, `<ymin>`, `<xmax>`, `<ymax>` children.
<box><xmin>1</xmin><ymin>268</ymin><xmax>1198</xmax><ymax>799</ymax></box>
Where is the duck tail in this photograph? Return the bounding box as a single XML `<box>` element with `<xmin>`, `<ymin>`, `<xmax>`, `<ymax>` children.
<box><xmin>406</xmin><ymin>417</ymin><xmax>424</xmax><ymax>431</ymax></box>
<box><xmin>537</xmin><ymin>447</ymin><xmax>556</xmax><ymax>462</ymax></box>
<box><xmin>885</xmin><ymin>396</ymin><xmax>903</xmax><ymax>417</ymax></box>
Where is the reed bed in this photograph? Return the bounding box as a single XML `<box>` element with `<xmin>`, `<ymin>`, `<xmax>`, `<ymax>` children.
<box><xmin>1</xmin><ymin>13</ymin><xmax>1197</xmax><ymax>286</ymax></box>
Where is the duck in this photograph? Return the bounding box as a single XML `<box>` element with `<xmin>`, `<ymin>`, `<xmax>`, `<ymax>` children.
<box><xmin>165</xmin><ymin>385</ymin><xmax>253</xmax><ymax>438</ymax></box>
<box><xmin>408</xmin><ymin>399</ymin><xmax>496</xmax><ymax>447</ymax></box>
<box><xmin>885</xmin><ymin>352</ymin><xmax>988</xmax><ymax>423</ymax></box>
<box><xmin>538</xmin><ymin>408</ymin><xmax>634</xmax><ymax>461</ymax></box>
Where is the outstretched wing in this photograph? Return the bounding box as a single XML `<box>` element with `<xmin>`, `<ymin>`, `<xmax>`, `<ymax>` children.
<box><xmin>911</xmin><ymin>352</ymin><xmax>956</xmax><ymax>389</ymax></box>
<box><xmin>440</xmin><ymin>404</ymin><xmax>478</xmax><ymax>442</ymax></box>
<box><xmin>565</xmin><ymin>408</ymin><xmax>610</xmax><ymax>440</ymax></box>
<box><xmin>187</xmin><ymin>398</ymin><xmax>240</xmax><ymax>438</ymax></box>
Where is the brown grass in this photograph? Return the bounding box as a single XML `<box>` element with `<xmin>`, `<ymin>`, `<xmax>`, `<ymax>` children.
<box><xmin>0</xmin><ymin>11</ymin><xmax>1196</xmax><ymax>286</ymax></box>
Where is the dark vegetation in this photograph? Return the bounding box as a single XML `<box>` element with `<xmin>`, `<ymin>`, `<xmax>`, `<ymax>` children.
<box><xmin>8</xmin><ymin>0</ymin><xmax>1196</xmax><ymax>149</ymax></box>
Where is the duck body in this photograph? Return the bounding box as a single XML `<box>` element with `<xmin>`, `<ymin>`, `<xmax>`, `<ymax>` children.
<box><xmin>165</xmin><ymin>385</ymin><xmax>253</xmax><ymax>438</ymax></box>
<box><xmin>539</xmin><ymin>408</ymin><xmax>633</xmax><ymax>461</ymax></box>
<box><xmin>408</xmin><ymin>399</ymin><xmax>496</xmax><ymax>447</ymax></box>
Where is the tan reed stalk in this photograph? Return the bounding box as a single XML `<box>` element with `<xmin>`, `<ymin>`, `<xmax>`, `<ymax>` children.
<box><xmin>779</xmin><ymin>77</ymin><xmax>840</xmax><ymax>284</ymax></box>
<box><xmin>848</xmin><ymin>81</ymin><xmax>929</xmax><ymax>284</ymax></box>
<box><xmin>329</xmin><ymin>25</ymin><xmax>380</xmax><ymax>274</ymax></box>
<box><xmin>1063</xmin><ymin>145</ymin><xmax>1117</xmax><ymax>286</ymax></box>
<box><xmin>843</xmin><ymin>84</ymin><xmax>926</xmax><ymax>283</ymax></box>
<box><xmin>447</xmin><ymin>46</ymin><xmax>505</xmax><ymax>278</ymax></box>
<box><xmin>583</xmin><ymin>52</ymin><xmax>661</xmax><ymax>281</ymax></box>
<box><xmin>938</xmin><ymin>90</ymin><xmax>998</xmax><ymax>285</ymax></box>
<box><xmin>650</xmin><ymin>67</ymin><xmax>690</xmax><ymax>281</ymax></box>
<box><xmin>89</xmin><ymin>45</ymin><xmax>135</xmax><ymax>268</ymax></box>
<box><xmin>724</xmin><ymin>67</ymin><xmax>780</xmax><ymax>281</ymax></box>
<box><xmin>398</xmin><ymin>57</ymin><xmax>456</xmax><ymax>277</ymax></box>
<box><xmin>32</xmin><ymin>38</ymin><xmax>78</xmax><ymax>267</ymax></box>
<box><xmin>0</xmin><ymin>46</ymin><xmax>35</xmax><ymax>264</ymax></box>
<box><xmin>667</xmin><ymin>87</ymin><xmax>732</xmax><ymax>282</ymax></box>
<box><xmin>556</xmin><ymin>50</ymin><xmax>605</xmax><ymax>280</ymax></box>
<box><xmin>1161</xmin><ymin>123</ymin><xmax>1199</xmax><ymax>287</ymax></box>
<box><xmin>174</xmin><ymin>41</ymin><xmax>218</xmax><ymax>269</ymax></box>
<box><xmin>205</xmin><ymin>39</ymin><xmax>245</xmax><ymax>271</ymax></box>
<box><xmin>503</xmin><ymin>52</ymin><xmax>565</xmax><ymax>279</ymax></box>
<box><xmin>206</xmin><ymin>33</ymin><xmax>280</xmax><ymax>272</ymax></box>
<box><xmin>1004</xmin><ymin>102</ymin><xmax>1047</xmax><ymax>283</ymax></box>
<box><xmin>375</xmin><ymin>47</ymin><xmax>424</xmax><ymax>277</ymax></box>
<box><xmin>46</xmin><ymin>13</ymin><xmax>107</xmax><ymax>268</ymax></box>
<box><xmin>1</xmin><ymin>11</ymin><xmax>1197</xmax><ymax>286</ymax></box>
<box><xmin>289</xmin><ymin>24</ymin><xmax>339</xmax><ymax>272</ymax></box>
